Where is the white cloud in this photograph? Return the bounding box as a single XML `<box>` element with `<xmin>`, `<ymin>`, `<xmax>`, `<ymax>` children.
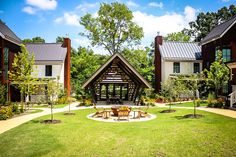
<box><xmin>126</xmin><ymin>0</ymin><xmax>139</xmax><ymax>8</ymax></box>
<box><xmin>54</xmin><ymin>12</ymin><xmax>80</xmax><ymax>26</ymax></box>
<box><xmin>184</xmin><ymin>6</ymin><xmax>196</xmax><ymax>22</ymax></box>
<box><xmin>25</xmin><ymin>0</ymin><xmax>57</xmax><ymax>10</ymax></box>
<box><xmin>133</xmin><ymin>6</ymin><xmax>197</xmax><ymax>45</ymax></box>
<box><xmin>222</xmin><ymin>0</ymin><xmax>230</xmax><ymax>2</ymax></box>
<box><xmin>74</xmin><ymin>38</ymin><xmax>108</xmax><ymax>54</ymax></box>
<box><xmin>22</xmin><ymin>6</ymin><xmax>36</xmax><ymax>14</ymax></box>
<box><xmin>76</xmin><ymin>2</ymin><xmax>99</xmax><ymax>12</ymax></box>
<box><xmin>148</xmin><ymin>2</ymin><xmax>163</xmax><ymax>8</ymax></box>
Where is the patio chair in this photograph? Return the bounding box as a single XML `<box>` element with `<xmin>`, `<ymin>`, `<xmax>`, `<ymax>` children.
<box><xmin>117</xmin><ymin>106</ymin><xmax>131</xmax><ymax>121</ymax></box>
<box><xmin>92</xmin><ymin>104</ymin><xmax>105</xmax><ymax>118</ymax></box>
<box><xmin>139</xmin><ymin>105</ymin><xmax>151</xmax><ymax>118</ymax></box>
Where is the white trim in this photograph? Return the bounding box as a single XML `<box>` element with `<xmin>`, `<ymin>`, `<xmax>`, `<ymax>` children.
<box><xmin>82</xmin><ymin>53</ymin><xmax>152</xmax><ymax>89</ymax></box>
<box><xmin>201</xmin><ymin>19</ymin><xmax>236</xmax><ymax>46</ymax></box>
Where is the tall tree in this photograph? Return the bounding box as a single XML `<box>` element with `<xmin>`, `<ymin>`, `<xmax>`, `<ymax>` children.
<box><xmin>80</xmin><ymin>2</ymin><xmax>144</xmax><ymax>54</ymax></box>
<box><xmin>56</xmin><ymin>36</ymin><xmax>64</xmax><ymax>43</ymax></box>
<box><xmin>46</xmin><ymin>78</ymin><xmax>61</xmax><ymax>122</ymax></box>
<box><xmin>8</xmin><ymin>45</ymin><xmax>36</xmax><ymax>108</ymax></box>
<box><xmin>204</xmin><ymin>50</ymin><xmax>229</xmax><ymax>97</ymax></box>
<box><xmin>164</xmin><ymin>32</ymin><xmax>190</xmax><ymax>42</ymax></box>
<box><xmin>71</xmin><ymin>47</ymin><xmax>108</xmax><ymax>98</ymax></box>
<box><xmin>22</xmin><ymin>37</ymin><xmax>45</xmax><ymax>44</ymax></box>
<box><xmin>185</xmin><ymin>5</ymin><xmax>236</xmax><ymax>42</ymax></box>
<box><xmin>122</xmin><ymin>48</ymin><xmax>154</xmax><ymax>85</ymax></box>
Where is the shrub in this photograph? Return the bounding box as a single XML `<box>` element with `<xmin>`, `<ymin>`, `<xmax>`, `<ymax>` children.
<box><xmin>0</xmin><ymin>105</ymin><xmax>13</xmax><ymax>120</ymax></box>
<box><xmin>80</xmin><ymin>99</ymin><xmax>93</xmax><ymax>107</ymax></box>
<box><xmin>20</xmin><ymin>103</ymin><xmax>24</xmax><ymax>113</ymax></box>
<box><xmin>12</xmin><ymin>104</ymin><xmax>20</xmax><ymax>114</ymax></box>
<box><xmin>57</xmin><ymin>96</ymin><xmax>77</xmax><ymax>104</ymax></box>
<box><xmin>0</xmin><ymin>84</ymin><xmax>6</xmax><ymax>105</ymax></box>
<box><xmin>195</xmin><ymin>99</ymin><xmax>201</xmax><ymax>107</ymax></box>
<box><xmin>56</xmin><ymin>96</ymin><xmax>69</xmax><ymax>104</ymax></box>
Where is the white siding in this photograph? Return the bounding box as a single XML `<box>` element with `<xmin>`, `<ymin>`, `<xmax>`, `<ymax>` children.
<box><xmin>161</xmin><ymin>60</ymin><xmax>202</xmax><ymax>83</ymax></box>
<box><xmin>32</xmin><ymin>62</ymin><xmax>64</xmax><ymax>86</ymax></box>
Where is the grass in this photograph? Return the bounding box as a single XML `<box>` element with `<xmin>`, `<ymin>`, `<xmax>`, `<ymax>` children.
<box><xmin>32</xmin><ymin>104</ymin><xmax>68</xmax><ymax>109</ymax></box>
<box><xmin>168</xmin><ymin>101</ymin><xmax>208</xmax><ymax>107</ymax></box>
<box><xmin>0</xmin><ymin>108</ymin><xmax>236</xmax><ymax>157</ymax></box>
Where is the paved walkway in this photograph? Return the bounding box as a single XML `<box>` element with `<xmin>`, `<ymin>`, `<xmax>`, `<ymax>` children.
<box><xmin>155</xmin><ymin>103</ymin><xmax>236</xmax><ymax>118</ymax></box>
<box><xmin>0</xmin><ymin>102</ymin><xmax>89</xmax><ymax>134</ymax></box>
<box><xmin>0</xmin><ymin>102</ymin><xmax>236</xmax><ymax>134</ymax></box>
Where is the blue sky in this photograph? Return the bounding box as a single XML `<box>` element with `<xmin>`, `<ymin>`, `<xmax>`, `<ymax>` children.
<box><xmin>0</xmin><ymin>0</ymin><xmax>235</xmax><ymax>54</ymax></box>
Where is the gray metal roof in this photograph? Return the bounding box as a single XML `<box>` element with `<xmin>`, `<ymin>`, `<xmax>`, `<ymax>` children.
<box><xmin>159</xmin><ymin>41</ymin><xmax>201</xmax><ymax>61</ymax></box>
<box><xmin>26</xmin><ymin>43</ymin><xmax>67</xmax><ymax>61</ymax></box>
<box><xmin>200</xmin><ymin>15</ymin><xmax>236</xmax><ymax>45</ymax></box>
<box><xmin>0</xmin><ymin>20</ymin><xmax>21</xmax><ymax>45</ymax></box>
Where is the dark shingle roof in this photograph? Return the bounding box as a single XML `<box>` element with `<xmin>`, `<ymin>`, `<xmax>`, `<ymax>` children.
<box><xmin>159</xmin><ymin>41</ymin><xmax>201</xmax><ymax>61</ymax></box>
<box><xmin>26</xmin><ymin>43</ymin><xmax>67</xmax><ymax>61</ymax></box>
<box><xmin>0</xmin><ymin>20</ymin><xmax>21</xmax><ymax>45</ymax></box>
<box><xmin>200</xmin><ymin>15</ymin><xmax>236</xmax><ymax>45</ymax></box>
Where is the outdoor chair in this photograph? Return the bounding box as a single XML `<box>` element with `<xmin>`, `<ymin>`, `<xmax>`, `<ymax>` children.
<box><xmin>92</xmin><ymin>104</ymin><xmax>105</xmax><ymax>118</ymax></box>
<box><xmin>117</xmin><ymin>106</ymin><xmax>131</xmax><ymax>121</ymax></box>
<box><xmin>139</xmin><ymin>105</ymin><xmax>151</xmax><ymax>118</ymax></box>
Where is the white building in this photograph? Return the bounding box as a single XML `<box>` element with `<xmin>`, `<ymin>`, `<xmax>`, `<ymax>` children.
<box><xmin>26</xmin><ymin>38</ymin><xmax>71</xmax><ymax>101</ymax></box>
<box><xmin>154</xmin><ymin>36</ymin><xmax>202</xmax><ymax>91</ymax></box>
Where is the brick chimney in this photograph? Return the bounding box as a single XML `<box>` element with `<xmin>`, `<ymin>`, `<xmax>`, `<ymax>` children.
<box><xmin>156</xmin><ymin>35</ymin><xmax>163</xmax><ymax>45</ymax></box>
<box><xmin>154</xmin><ymin>35</ymin><xmax>163</xmax><ymax>92</ymax></box>
<box><xmin>63</xmin><ymin>38</ymin><xmax>71</xmax><ymax>96</ymax></box>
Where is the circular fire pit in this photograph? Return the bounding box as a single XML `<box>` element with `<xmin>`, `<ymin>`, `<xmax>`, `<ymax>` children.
<box><xmin>111</xmin><ymin>106</ymin><xmax>131</xmax><ymax>116</ymax></box>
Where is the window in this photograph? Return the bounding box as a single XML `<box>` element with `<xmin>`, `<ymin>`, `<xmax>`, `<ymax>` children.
<box><xmin>194</xmin><ymin>63</ymin><xmax>200</xmax><ymax>73</ymax></box>
<box><xmin>3</xmin><ymin>48</ymin><xmax>9</xmax><ymax>80</ymax></box>
<box><xmin>45</xmin><ymin>65</ymin><xmax>52</xmax><ymax>76</ymax></box>
<box><xmin>173</xmin><ymin>62</ymin><xmax>180</xmax><ymax>73</ymax></box>
<box><xmin>215</xmin><ymin>47</ymin><xmax>231</xmax><ymax>62</ymax></box>
<box><xmin>222</xmin><ymin>48</ymin><xmax>231</xmax><ymax>62</ymax></box>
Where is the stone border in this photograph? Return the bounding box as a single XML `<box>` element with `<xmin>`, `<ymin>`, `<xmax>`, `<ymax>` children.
<box><xmin>87</xmin><ymin>111</ymin><xmax>156</xmax><ymax>123</ymax></box>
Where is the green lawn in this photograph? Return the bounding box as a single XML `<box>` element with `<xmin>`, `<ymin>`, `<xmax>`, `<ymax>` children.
<box><xmin>32</xmin><ymin>104</ymin><xmax>68</xmax><ymax>109</ymax></box>
<box><xmin>168</xmin><ymin>101</ymin><xmax>208</xmax><ymax>107</ymax></box>
<box><xmin>0</xmin><ymin>108</ymin><xmax>236</xmax><ymax>157</ymax></box>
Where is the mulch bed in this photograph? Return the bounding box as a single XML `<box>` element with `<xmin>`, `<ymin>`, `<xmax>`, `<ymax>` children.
<box><xmin>41</xmin><ymin>119</ymin><xmax>61</xmax><ymax>124</ymax></box>
<box><xmin>183</xmin><ymin>114</ymin><xmax>204</xmax><ymax>119</ymax></box>
<box><xmin>160</xmin><ymin>109</ymin><xmax>176</xmax><ymax>113</ymax></box>
<box><xmin>64</xmin><ymin>112</ymin><xmax>76</xmax><ymax>115</ymax></box>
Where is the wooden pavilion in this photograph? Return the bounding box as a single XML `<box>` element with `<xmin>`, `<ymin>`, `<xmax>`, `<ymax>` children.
<box><xmin>82</xmin><ymin>53</ymin><xmax>152</xmax><ymax>105</ymax></box>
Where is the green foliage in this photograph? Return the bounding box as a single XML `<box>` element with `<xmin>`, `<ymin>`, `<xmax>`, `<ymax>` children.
<box><xmin>8</xmin><ymin>44</ymin><xmax>38</xmax><ymax>104</ymax></box>
<box><xmin>204</xmin><ymin>50</ymin><xmax>229</xmax><ymax>97</ymax></box>
<box><xmin>164</xmin><ymin>32</ymin><xmax>190</xmax><ymax>42</ymax></box>
<box><xmin>22</xmin><ymin>37</ymin><xmax>45</xmax><ymax>44</ymax></box>
<box><xmin>56</xmin><ymin>36</ymin><xmax>64</xmax><ymax>43</ymax></box>
<box><xmin>207</xmin><ymin>93</ymin><xmax>225</xmax><ymax>108</ymax></box>
<box><xmin>0</xmin><ymin>105</ymin><xmax>13</xmax><ymax>120</ymax></box>
<box><xmin>160</xmin><ymin>79</ymin><xmax>178</xmax><ymax>103</ymax></box>
<box><xmin>80</xmin><ymin>2</ymin><xmax>143</xmax><ymax>54</ymax></box>
<box><xmin>79</xmin><ymin>98</ymin><xmax>93</xmax><ymax>107</ymax></box>
<box><xmin>122</xmin><ymin>48</ymin><xmax>154</xmax><ymax>84</ymax></box>
<box><xmin>0</xmin><ymin>84</ymin><xmax>6</xmax><ymax>105</ymax></box>
<box><xmin>185</xmin><ymin>5</ymin><xmax>236</xmax><ymax>41</ymax></box>
<box><xmin>71</xmin><ymin>47</ymin><xmax>108</xmax><ymax>99</ymax></box>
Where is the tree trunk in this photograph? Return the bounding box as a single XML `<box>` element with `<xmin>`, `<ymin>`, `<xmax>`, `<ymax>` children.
<box><xmin>193</xmin><ymin>97</ymin><xmax>196</xmax><ymax>118</ymax></box>
<box><xmin>51</xmin><ymin>103</ymin><xmax>53</xmax><ymax>122</ymax></box>
<box><xmin>69</xmin><ymin>103</ymin><xmax>71</xmax><ymax>113</ymax></box>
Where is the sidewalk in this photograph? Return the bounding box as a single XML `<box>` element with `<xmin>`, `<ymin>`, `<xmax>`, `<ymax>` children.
<box><xmin>155</xmin><ymin>103</ymin><xmax>236</xmax><ymax>119</ymax></box>
<box><xmin>0</xmin><ymin>102</ymin><xmax>89</xmax><ymax>134</ymax></box>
